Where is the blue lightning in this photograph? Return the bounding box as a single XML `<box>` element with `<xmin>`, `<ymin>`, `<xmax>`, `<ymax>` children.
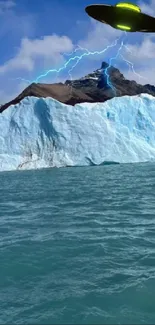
<box><xmin>35</xmin><ymin>38</ymin><xmax>120</xmax><ymax>83</ymax></box>
<box><xmin>103</xmin><ymin>40</ymin><xmax>125</xmax><ymax>95</ymax></box>
<box><xmin>14</xmin><ymin>38</ymin><xmax>120</xmax><ymax>85</ymax></box>
<box><xmin>63</xmin><ymin>45</ymin><xmax>89</xmax><ymax>57</ymax></box>
<box><xmin>67</xmin><ymin>39</ymin><xmax>122</xmax><ymax>91</ymax></box>
<box><xmin>120</xmin><ymin>54</ymin><xmax>148</xmax><ymax>82</ymax></box>
<box><xmin>121</xmin><ymin>43</ymin><xmax>148</xmax><ymax>82</ymax></box>
<box><xmin>54</xmin><ymin>45</ymin><xmax>90</xmax><ymax>84</ymax></box>
<box><xmin>100</xmin><ymin>32</ymin><xmax>147</xmax><ymax>94</ymax></box>
<box><xmin>14</xmin><ymin>32</ymin><xmax>146</xmax><ymax>93</ymax></box>
<box><xmin>14</xmin><ymin>46</ymin><xmax>89</xmax><ymax>84</ymax></box>
<box><xmin>102</xmin><ymin>32</ymin><xmax>128</xmax><ymax>94</ymax></box>
<box><xmin>120</xmin><ymin>43</ymin><xmax>148</xmax><ymax>83</ymax></box>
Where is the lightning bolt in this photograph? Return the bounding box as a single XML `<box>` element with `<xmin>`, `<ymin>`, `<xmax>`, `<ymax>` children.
<box><xmin>100</xmin><ymin>32</ymin><xmax>147</xmax><ymax>94</ymax></box>
<box><xmin>66</xmin><ymin>46</ymin><xmax>90</xmax><ymax>82</ymax></box>
<box><xmin>101</xmin><ymin>32</ymin><xmax>127</xmax><ymax>94</ymax></box>
<box><xmin>35</xmin><ymin>38</ymin><xmax>120</xmax><ymax>83</ymax></box>
<box><xmin>63</xmin><ymin>39</ymin><xmax>119</xmax><ymax>94</ymax></box>
<box><xmin>63</xmin><ymin>45</ymin><xmax>89</xmax><ymax>57</ymax></box>
<box><xmin>120</xmin><ymin>43</ymin><xmax>148</xmax><ymax>83</ymax></box>
<box><xmin>120</xmin><ymin>54</ymin><xmax>147</xmax><ymax>82</ymax></box>
<box><xmin>103</xmin><ymin>40</ymin><xmax>125</xmax><ymax>95</ymax></box>
<box><xmin>14</xmin><ymin>38</ymin><xmax>120</xmax><ymax>86</ymax></box>
<box><xmin>14</xmin><ymin>32</ymin><xmax>146</xmax><ymax>93</ymax></box>
<box><xmin>55</xmin><ymin>45</ymin><xmax>90</xmax><ymax>84</ymax></box>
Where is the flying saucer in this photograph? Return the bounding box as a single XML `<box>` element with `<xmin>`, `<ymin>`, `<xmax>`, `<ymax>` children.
<box><xmin>85</xmin><ymin>2</ymin><xmax>155</xmax><ymax>32</ymax></box>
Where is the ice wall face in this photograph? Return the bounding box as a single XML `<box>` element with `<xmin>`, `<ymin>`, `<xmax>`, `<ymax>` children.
<box><xmin>0</xmin><ymin>94</ymin><xmax>155</xmax><ymax>172</ymax></box>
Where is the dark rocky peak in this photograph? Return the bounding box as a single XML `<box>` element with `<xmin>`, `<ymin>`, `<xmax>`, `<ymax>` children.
<box><xmin>1</xmin><ymin>61</ymin><xmax>155</xmax><ymax>113</ymax></box>
<box><xmin>144</xmin><ymin>84</ymin><xmax>155</xmax><ymax>92</ymax></box>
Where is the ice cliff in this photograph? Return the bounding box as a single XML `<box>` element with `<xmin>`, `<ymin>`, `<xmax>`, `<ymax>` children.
<box><xmin>0</xmin><ymin>94</ymin><xmax>155</xmax><ymax>172</ymax></box>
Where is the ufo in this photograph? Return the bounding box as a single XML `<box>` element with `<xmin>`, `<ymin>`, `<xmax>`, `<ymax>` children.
<box><xmin>85</xmin><ymin>2</ymin><xmax>155</xmax><ymax>32</ymax></box>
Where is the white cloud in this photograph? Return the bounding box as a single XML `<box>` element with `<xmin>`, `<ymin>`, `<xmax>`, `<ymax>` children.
<box><xmin>78</xmin><ymin>19</ymin><xmax>120</xmax><ymax>51</ymax></box>
<box><xmin>123</xmin><ymin>66</ymin><xmax>154</xmax><ymax>85</ymax></box>
<box><xmin>126</xmin><ymin>37</ymin><xmax>155</xmax><ymax>60</ymax></box>
<box><xmin>138</xmin><ymin>0</ymin><xmax>155</xmax><ymax>15</ymax></box>
<box><xmin>0</xmin><ymin>0</ymin><xmax>15</xmax><ymax>13</ymax></box>
<box><xmin>119</xmin><ymin>1</ymin><xmax>155</xmax><ymax>84</ymax></box>
<box><xmin>121</xmin><ymin>35</ymin><xmax>155</xmax><ymax>85</ymax></box>
<box><xmin>0</xmin><ymin>18</ymin><xmax>120</xmax><ymax>77</ymax></box>
<box><xmin>1</xmin><ymin>2</ymin><xmax>155</xmax><ymax>104</ymax></box>
<box><xmin>0</xmin><ymin>35</ymin><xmax>74</xmax><ymax>73</ymax></box>
<box><xmin>0</xmin><ymin>19</ymin><xmax>121</xmax><ymax>102</ymax></box>
<box><xmin>0</xmin><ymin>19</ymin><xmax>120</xmax><ymax>76</ymax></box>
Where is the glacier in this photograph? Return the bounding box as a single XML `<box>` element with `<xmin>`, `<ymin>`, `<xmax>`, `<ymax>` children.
<box><xmin>0</xmin><ymin>93</ymin><xmax>155</xmax><ymax>172</ymax></box>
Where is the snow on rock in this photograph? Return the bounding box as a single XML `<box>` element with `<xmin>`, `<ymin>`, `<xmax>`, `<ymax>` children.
<box><xmin>0</xmin><ymin>94</ymin><xmax>155</xmax><ymax>171</ymax></box>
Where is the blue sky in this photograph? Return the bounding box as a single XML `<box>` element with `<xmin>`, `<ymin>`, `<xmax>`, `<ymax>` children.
<box><xmin>0</xmin><ymin>0</ymin><xmax>155</xmax><ymax>103</ymax></box>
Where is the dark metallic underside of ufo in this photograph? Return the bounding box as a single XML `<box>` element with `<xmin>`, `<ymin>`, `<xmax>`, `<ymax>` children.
<box><xmin>85</xmin><ymin>2</ymin><xmax>155</xmax><ymax>32</ymax></box>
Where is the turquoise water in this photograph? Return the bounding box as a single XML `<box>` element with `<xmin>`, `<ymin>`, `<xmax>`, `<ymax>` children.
<box><xmin>0</xmin><ymin>163</ymin><xmax>155</xmax><ymax>324</ymax></box>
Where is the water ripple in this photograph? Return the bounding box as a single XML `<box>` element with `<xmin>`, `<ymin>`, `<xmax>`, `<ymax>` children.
<box><xmin>0</xmin><ymin>163</ymin><xmax>155</xmax><ymax>324</ymax></box>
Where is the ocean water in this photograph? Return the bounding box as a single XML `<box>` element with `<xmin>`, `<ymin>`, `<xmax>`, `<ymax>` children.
<box><xmin>0</xmin><ymin>163</ymin><xmax>155</xmax><ymax>324</ymax></box>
